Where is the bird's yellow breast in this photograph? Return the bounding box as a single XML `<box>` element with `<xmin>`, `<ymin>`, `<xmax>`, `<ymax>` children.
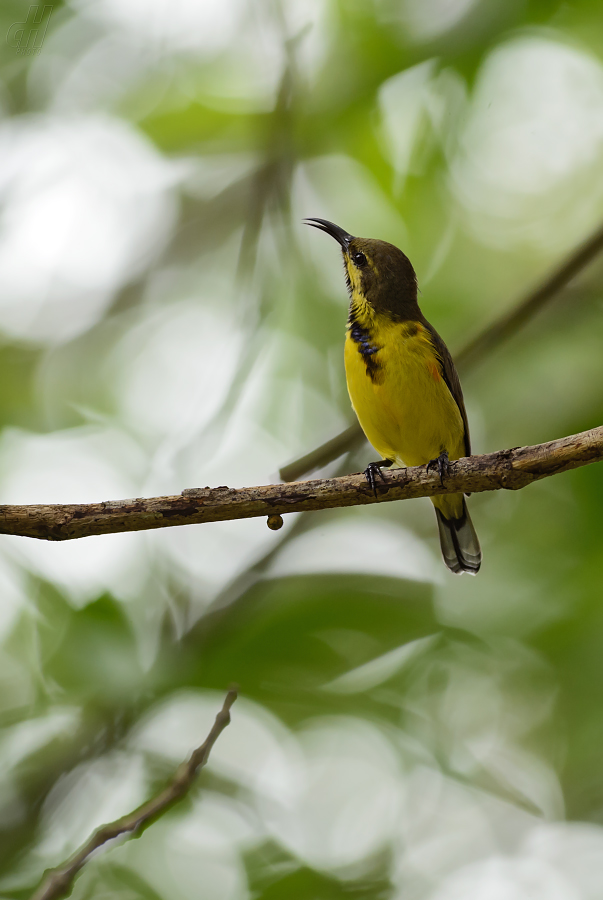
<box><xmin>344</xmin><ymin>318</ymin><xmax>465</xmax><ymax>468</ymax></box>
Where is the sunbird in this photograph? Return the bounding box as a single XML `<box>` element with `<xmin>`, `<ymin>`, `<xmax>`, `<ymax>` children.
<box><xmin>306</xmin><ymin>218</ymin><xmax>481</xmax><ymax>575</ymax></box>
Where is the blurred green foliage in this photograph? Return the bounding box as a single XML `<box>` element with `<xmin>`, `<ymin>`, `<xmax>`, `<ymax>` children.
<box><xmin>1</xmin><ymin>1</ymin><xmax>603</xmax><ymax>898</ymax></box>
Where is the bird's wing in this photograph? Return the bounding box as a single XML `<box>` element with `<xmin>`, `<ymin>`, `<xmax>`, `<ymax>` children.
<box><xmin>424</xmin><ymin>321</ymin><xmax>471</xmax><ymax>457</ymax></box>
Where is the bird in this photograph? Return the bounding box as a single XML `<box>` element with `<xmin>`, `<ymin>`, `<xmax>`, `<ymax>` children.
<box><xmin>305</xmin><ymin>218</ymin><xmax>481</xmax><ymax>575</ymax></box>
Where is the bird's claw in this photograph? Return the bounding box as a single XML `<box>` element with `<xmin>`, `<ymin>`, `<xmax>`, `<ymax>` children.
<box><xmin>364</xmin><ymin>461</ymin><xmax>389</xmax><ymax>498</ymax></box>
<box><xmin>427</xmin><ymin>450</ymin><xmax>450</xmax><ymax>486</ymax></box>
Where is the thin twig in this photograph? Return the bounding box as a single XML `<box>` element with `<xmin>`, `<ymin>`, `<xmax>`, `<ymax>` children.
<box><xmin>279</xmin><ymin>223</ymin><xmax>603</xmax><ymax>481</ymax></box>
<box><xmin>456</xmin><ymin>224</ymin><xmax>603</xmax><ymax>369</ymax></box>
<box><xmin>279</xmin><ymin>424</ymin><xmax>366</xmax><ymax>483</ymax></box>
<box><xmin>30</xmin><ymin>688</ymin><xmax>238</xmax><ymax>900</ymax></box>
<box><xmin>1</xmin><ymin>426</ymin><xmax>601</xmax><ymax>542</ymax></box>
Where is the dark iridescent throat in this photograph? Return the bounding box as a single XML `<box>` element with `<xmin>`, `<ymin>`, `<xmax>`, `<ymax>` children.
<box><xmin>348</xmin><ymin>306</ymin><xmax>382</xmax><ymax>382</ymax></box>
<box><xmin>344</xmin><ymin>237</ymin><xmax>420</xmax><ymax>383</ymax></box>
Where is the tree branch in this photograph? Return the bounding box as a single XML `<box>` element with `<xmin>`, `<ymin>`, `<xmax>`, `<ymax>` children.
<box><xmin>278</xmin><ymin>423</ymin><xmax>368</xmax><ymax>485</ymax></box>
<box><xmin>30</xmin><ymin>688</ymin><xmax>238</xmax><ymax>900</ymax></box>
<box><xmin>3</xmin><ymin>427</ymin><xmax>602</xmax><ymax>543</ymax></box>
<box><xmin>279</xmin><ymin>222</ymin><xmax>603</xmax><ymax>482</ymax></box>
<box><xmin>456</xmin><ymin>224</ymin><xmax>603</xmax><ymax>371</ymax></box>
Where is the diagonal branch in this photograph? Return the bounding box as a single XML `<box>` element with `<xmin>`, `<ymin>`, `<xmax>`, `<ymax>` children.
<box><xmin>279</xmin><ymin>222</ymin><xmax>603</xmax><ymax>482</ymax></box>
<box><xmin>3</xmin><ymin>427</ymin><xmax>602</xmax><ymax>543</ymax></box>
<box><xmin>30</xmin><ymin>688</ymin><xmax>238</xmax><ymax>900</ymax></box>
<box><xmin>455</xmin><ymin>224</ymin><xmax>603</xmax><ymax>370</ymax></box>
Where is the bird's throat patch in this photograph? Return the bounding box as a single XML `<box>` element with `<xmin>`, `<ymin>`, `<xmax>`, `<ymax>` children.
<box><xmin>348</xmin><ymin>311</ymin><xmax>383</xmax><ymax>383</ymax></box>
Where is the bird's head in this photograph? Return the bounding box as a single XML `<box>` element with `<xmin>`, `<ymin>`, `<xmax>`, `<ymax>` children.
<box><xmin>305</xmin><ymin>218</ymin><xmax>418</xmax><ymax>319</ymax></box>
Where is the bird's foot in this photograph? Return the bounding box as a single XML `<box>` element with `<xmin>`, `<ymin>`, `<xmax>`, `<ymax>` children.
<box><xmin>427</xmin><ymin>450</ymin><xmax>450</xmax><ymax>487</ymax></box>
<box><xmin>364</xmin><ymin>459</ymin><xmax>393</xmax><ymax>498</ymax></box>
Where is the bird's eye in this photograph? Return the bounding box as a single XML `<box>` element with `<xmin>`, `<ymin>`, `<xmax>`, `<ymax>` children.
<box><xmin>353</xmin><ymin>251</ymin><xmax>367</xmax><ymax>268</ymax></box>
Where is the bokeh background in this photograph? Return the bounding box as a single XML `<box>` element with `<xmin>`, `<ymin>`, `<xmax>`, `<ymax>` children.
<box><xmin>1</xmin><ymin>0</ymin><xmax>603</xmax><ymax>897</ymax></box>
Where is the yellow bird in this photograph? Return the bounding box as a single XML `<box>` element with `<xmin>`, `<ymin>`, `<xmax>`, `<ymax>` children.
<box><xmin>306</xmin><ymin>218</ymin><xmax>481</xmax><ymax>575</ymax></box>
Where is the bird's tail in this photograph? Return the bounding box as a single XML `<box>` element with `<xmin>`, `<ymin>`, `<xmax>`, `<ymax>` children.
<box><xmin>434</xmin><ymin>497</ymin><xmax>481</xmax><ymax>575</ymax></box>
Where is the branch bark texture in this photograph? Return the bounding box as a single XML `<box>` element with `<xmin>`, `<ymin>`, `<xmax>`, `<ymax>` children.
<box><xmin>4</xmin><ymin>427</ymin><xmax>602</xmax><ymax>543</ymax></box>
<box><xmin>31</xmin><ymin>688</ymin><xmax>238</xmax><ymax>900</ymax></box>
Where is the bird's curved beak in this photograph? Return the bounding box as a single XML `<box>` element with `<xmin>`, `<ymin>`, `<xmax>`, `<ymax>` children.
<box><xmin>304</xmin><ymin>218</ymin><xmax>353</xmax><ymax>249</ymax></box>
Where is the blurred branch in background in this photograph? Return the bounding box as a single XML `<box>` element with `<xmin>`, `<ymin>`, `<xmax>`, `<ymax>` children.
<box><xmin>280</xmin><ymin>220</ymin><xmax>603</xmax><ymax>482</ymax></box>
<box><xmin>4</xmin><ymin>0</ymin><xmax>603</xmax><ymax>894</ymax></box>
<box><xmin>0</xmin><ymin>427</ymin><xmax>601</xmax><ymax>541</ymax></box>
<box><xmin>456</xmin><ymin>219</ymin><xmax>603</xmax><ymax>370</ymax></box>
<box><xmin>30</xmin><ymin>689</ymin><xmax>238</xmax><ymax>900</ymax></box>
